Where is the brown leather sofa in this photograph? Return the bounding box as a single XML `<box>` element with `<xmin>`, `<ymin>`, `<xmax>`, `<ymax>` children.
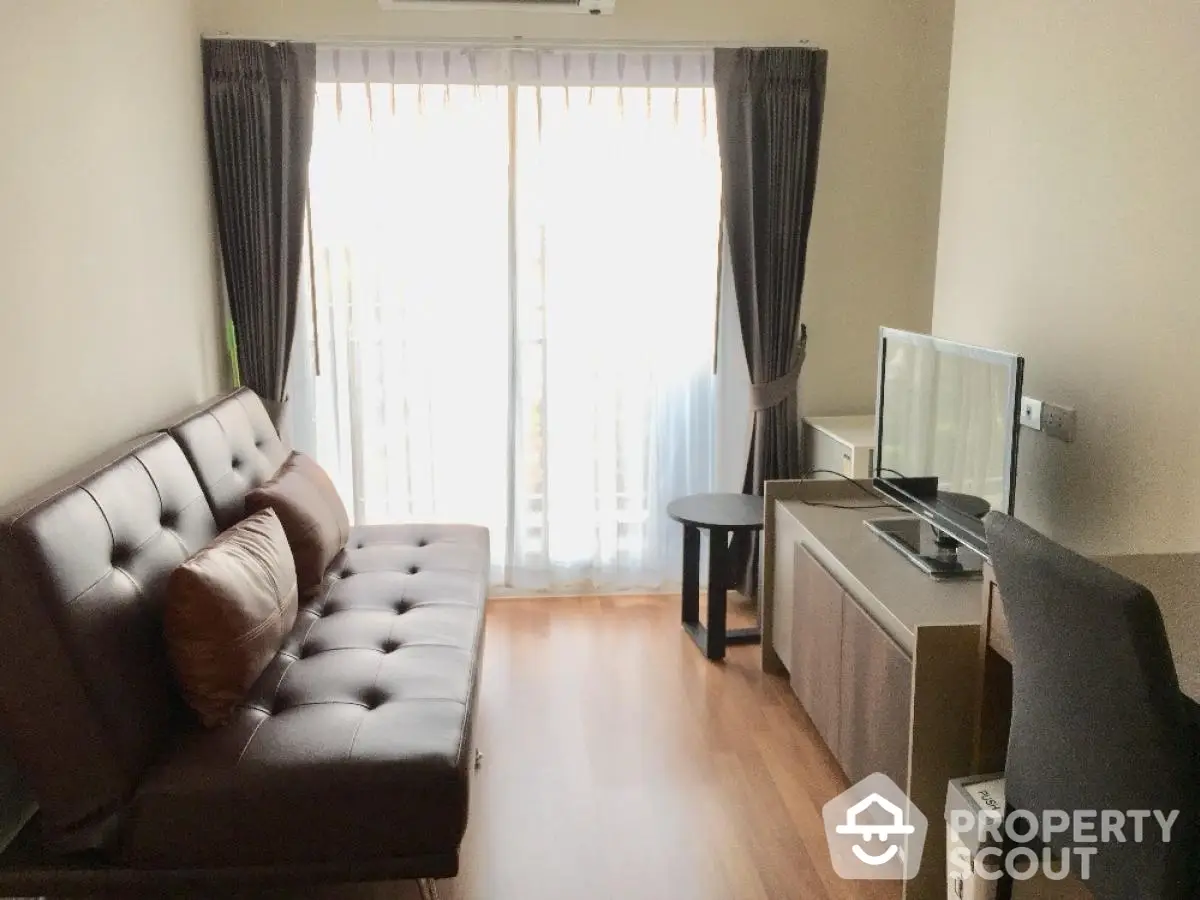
<box><xmin>0</xmin><ymin>389</ymin><xmax>489</xmax><ymax>892</ymax></box>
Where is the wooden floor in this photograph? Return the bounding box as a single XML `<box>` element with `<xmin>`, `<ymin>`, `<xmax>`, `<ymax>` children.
<box><xmin>71</xmin><ymin>595</ymin><xmax>901</xmax><ymax>900</ymax></box>
<box><xmin>440</xmin><ymin>594</ymin><xmax>897</xmax><ymax>900</ymax></box>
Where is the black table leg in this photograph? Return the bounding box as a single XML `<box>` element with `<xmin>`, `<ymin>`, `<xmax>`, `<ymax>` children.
<box><xmin>705</xmin><ymin>528</ymin><xmax>730</xmax><ymax>661</ymax></box>
<box><xmin>725</xmin><ymin>530</ymin><xmax>764</xmax><ymax>646</ymax></box>
<box><xmin>681</xmin><ymin>525</ymin><xmax>700</xmax><ymax>628</ymax></box>
<box><xmin>678</xmin><ymin>521</ymin><xmax>762</xmax><ymax>662</ymax></box>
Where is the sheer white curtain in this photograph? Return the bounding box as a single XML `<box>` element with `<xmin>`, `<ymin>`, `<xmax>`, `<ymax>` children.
<box><xmin>290</xmin><ymin>49</ymin><xmax>512</xmax><ymax>567</ymax></box>
<box><xmin>290</xmin><ymin>47</ymin><xmax>722</xmax><ymax>593</ymax></box>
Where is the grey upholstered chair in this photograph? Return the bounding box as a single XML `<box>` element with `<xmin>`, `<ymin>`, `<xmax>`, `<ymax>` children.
<box><xmin>985</xmin><ymin>512</ymin><xmax>1199</xmax><ymax>900</ymax></box>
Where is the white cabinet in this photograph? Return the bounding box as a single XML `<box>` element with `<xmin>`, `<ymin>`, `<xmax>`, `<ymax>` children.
<box><xmin>802</xmin><ymin>415</ymin><xmax>876</xmax><ymax>480</ymax></box>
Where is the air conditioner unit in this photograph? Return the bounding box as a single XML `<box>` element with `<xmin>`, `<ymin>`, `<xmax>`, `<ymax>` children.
<box><xmin>379</xmin><ymin>0</ymin><xmax>614</xmax><ymax>13</ymax></box>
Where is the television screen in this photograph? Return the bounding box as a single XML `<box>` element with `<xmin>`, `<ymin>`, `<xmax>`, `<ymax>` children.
<box><xmin>874</xmin><ymin>329</ymin><xmax>1024</xmax><ymax>549</ymax></box>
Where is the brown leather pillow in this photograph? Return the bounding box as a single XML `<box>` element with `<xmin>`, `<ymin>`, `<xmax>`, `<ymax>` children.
<box><xmin>244</xmin><ymin>451</ymin><xmax>350</xmax><ymax>595</ymax></box>
<box><xmin>164</xmin><ymin>509</ymin><xmax>298</xmax><ymax>728</ymax></box>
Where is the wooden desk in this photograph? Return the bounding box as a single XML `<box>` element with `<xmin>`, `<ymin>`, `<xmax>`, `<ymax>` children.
<box><xmin>982</xmin><ymin>553</ymin><xmax>1200</xmax><ymax>703</ymax></box>
<box><xmin>979</xmin><ymin>554</ymin><xmax>1200</xmax><ymax>770</ymax></box>
<box><xmin>760</xmin><ymin>479</ymin><xmax>1200</xmax><ymax>900</ymax></box>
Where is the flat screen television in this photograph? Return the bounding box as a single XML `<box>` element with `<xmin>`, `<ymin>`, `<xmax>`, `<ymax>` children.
<box><xmin>868</xmin><ymin>328</ymin><xmax>1024</xmax><ymax>576</ymax></box>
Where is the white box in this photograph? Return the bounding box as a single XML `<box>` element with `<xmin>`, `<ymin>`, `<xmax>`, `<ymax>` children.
<box><xmin>802</xmin><ymin>415</ymin><xmax>876</xmax><ymax>480</ymax></box>
<box><xmin>946</xmin><ymin>775</ymin><xmax>1006</xmax><ymax>900</ymax></box>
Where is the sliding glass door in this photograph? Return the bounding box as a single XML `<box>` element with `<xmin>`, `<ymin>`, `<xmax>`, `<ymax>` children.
<box><xmin>290</xmin><ymin>47</ymin><xmax>722</xmax><ymax>593</ymax></box>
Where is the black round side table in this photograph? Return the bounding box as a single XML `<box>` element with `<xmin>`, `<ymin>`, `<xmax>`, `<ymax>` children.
<box><xmin>667</xmin><ymin>493</ymin><xmax>765</xmax><ymax>661</ymax></box>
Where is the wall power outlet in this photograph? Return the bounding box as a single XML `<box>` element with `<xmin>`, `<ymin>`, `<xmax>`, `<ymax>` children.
<box><xmin>1041</xmin><ymin>402</ymin><xmax>1077</xmax><ymax>443</ymax></box>
<box><xmin>1019</xmin><ymin>396</ymin><xmax>1076</xmax><ymax>442</ymax></box>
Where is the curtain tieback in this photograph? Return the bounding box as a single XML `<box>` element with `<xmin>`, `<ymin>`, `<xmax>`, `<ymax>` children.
<box><xmin>750</xmin><ymin>328</ymin><xmax>808</xmax><ymax>412</ymax></box>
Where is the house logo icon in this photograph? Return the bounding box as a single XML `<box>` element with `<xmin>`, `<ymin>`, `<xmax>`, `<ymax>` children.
<box><xmin>823</xmin><ymin>773</ymin><xmax>929</xmax><ymax>881</ymax></box>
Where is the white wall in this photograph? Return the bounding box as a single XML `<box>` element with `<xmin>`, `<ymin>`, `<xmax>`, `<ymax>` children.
<box><xmin>933</xmin><ymin>0</ymin><xmax>1200</xmax><ymax>553</ymax></box>
<box><xmin>0</xmin><ymin>0</ymin><xmax>224</xmax><ymax>506</ymax></box>
<box><xmin>197</xmin><ymin>0</ymin><xmax>956</xmax><ymax>423</ymax></box>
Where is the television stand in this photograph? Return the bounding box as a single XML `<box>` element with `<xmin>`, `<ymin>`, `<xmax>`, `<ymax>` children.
<box><xmin>866</xmin><ymin>516</ymin><xmax>985</xmax><ymax>580</ymax></box>
<box><xmin>763</xmin><ymin>480</ymin><xmax>986</xmax><ymax>900</ymax></box>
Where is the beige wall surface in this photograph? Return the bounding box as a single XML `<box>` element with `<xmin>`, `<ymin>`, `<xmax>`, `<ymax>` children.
<box><xmin>933</xmin><ymin>0</ymin><xmax>1200</xmax><ymax>553</ymax></box>
<box><xmin>0</xmin><ymin>0</ymin><xmax>224</xmax><ymax>507</ymax></box>
<box><xmin>197</xmin><ymin>0</ymin><xmax>956</xmax><ymax>419</ymax></box>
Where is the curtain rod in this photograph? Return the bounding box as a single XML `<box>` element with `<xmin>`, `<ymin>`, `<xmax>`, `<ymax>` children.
<box><xmin>201</xmin><ymin>33</ymin><xmax>817</xmax><ymax>52</ymax></box>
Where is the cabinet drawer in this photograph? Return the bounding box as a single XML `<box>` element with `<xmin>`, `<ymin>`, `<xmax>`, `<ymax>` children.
<box><xmin>837</xmin><ymin>598</ymin><xmax>913</xmax><ymax>788</ymax></box>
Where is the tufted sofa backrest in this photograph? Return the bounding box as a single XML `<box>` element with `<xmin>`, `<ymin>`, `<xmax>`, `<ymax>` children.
<box><xmin>166</xmin><ymin>388</ymin><xmax>289</xmax><ymax>530</ymax></box>
<box><xmin>0</xmin><ymin>434</ymin><xmax>220</xmax><ymax>852</ymax></box>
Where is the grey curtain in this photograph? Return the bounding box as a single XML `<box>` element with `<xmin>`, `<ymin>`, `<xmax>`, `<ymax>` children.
<box><xmin>715</xmin><ymin>47</ymin><xmax>828</xmax><ymax>593</ymax></box>
<box><xmin>203</xmin><ymin>40</ymin><xmax>316</xmax><ymax>425</ymax></box>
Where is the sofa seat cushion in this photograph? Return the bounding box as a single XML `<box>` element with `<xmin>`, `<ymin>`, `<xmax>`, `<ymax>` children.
<box><xmin>123</xmin><ymin>524</ymin><xmax>489</xmax><ymax>869</ymax></box>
